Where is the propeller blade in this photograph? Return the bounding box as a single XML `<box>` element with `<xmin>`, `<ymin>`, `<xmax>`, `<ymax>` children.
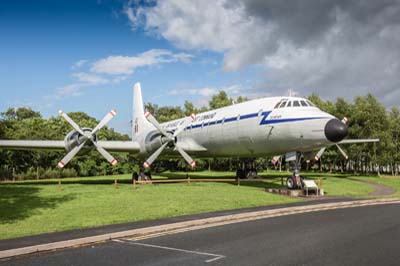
<box><xmin>144</xmin><ymin>111</ymin><xmax>171</xmax><ymax>139</ymax></box>
<box><xmin>57</xmin><ymin>141</ymin><xmax>86</xmax><ymax>168</ymax></box>
<box><xmin>91</xmin><ymin>109</ymin><xmax>117</xmax><ymax>135</ymax></box>
<box><xmin>175</xmin><ymin>144</ymin><xmax>196</xmax><ymax>168</ymax></box>
<box><xmin>58</xmin><ymin>109</ymin><xmax>85</xmax><ymax>136</ymax></box>
<box><xmin>336</xmin><ymin>144</ymin><xmax>349</xmax><ymax>160</ymax></box>
<box><xmin>271</xmin><ymin>156</ymin><xmax>281</xmax><ymax>165</ymax></box>
<box><xmin>173</xmin><ymin>113</ymin><xmax>196</xmax><ymax>137</ymax></box>
<box><xmin>143</xmin><ymin>142</ymin><xmax>169</xmax><ymax>168</ymax></box>
<box><xmin>314</xmin><ymin>147</ymin><xmax>326</xmax><ymax>161</ymax></box>
<box><xmin>92</xmin><ymin>141</ymin><xmax>118</xmax><ymax>166</ymax></box>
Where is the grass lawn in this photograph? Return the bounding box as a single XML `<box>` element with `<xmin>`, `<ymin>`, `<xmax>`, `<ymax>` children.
<box><xmin>0</xmin><ymin>172</ymin><xmax>298</xmax><ymax>240</ymax></box>
<box><xmin>0</xmin><ymin>170</ymin><xmax>391</xmax><ymax>240</ymax></box>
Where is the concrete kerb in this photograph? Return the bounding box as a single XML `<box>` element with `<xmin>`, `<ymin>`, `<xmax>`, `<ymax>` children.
<box><xmin>1</xmin><ymin>198</ymin><xmax>400</xmax><ymax>260</ymax></box>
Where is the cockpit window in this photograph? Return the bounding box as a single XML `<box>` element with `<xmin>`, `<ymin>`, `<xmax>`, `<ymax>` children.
<box><xmin>306</xmin><ymin>100</ymin><xmax>315</xmax><ymax>107</ymax></box>
<box><xmin>275</xmin><ymin>99</ymin><xmax>315</xmax><ymax>108</ymax></box>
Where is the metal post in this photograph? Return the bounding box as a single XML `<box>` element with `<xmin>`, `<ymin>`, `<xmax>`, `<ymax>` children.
<box><xmin>133</xmin><ymin>178</ymin><xmax>136</xmax><ymax>189</ymax></box>
<box><xmin>114</xmin><ymin>178</ymin><xmax>118</xmax><ymax>189</ymax></box>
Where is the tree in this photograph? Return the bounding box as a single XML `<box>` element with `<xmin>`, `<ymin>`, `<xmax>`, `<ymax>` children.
<box><xmin>388</xmin><ymin>107</ymin><xmax>400</xmax><ymax>175</ymax></box>
<box><xmin>209</xmin><ymin>91</ymin><xmax>232</xmax><ymax>109</ymax></box>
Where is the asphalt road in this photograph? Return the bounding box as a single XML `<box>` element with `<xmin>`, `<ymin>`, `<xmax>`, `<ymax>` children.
<box><xmin>2</xmin><ymin>203</ymin><xmax>400</xmax><ymax>266</ymax></box>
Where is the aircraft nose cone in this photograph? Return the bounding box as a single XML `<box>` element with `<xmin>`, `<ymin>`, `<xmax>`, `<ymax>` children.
<box><xmin>324</xmin><ymin>119</ymin><xmax>348</xmax><ymax>142</ymax></box>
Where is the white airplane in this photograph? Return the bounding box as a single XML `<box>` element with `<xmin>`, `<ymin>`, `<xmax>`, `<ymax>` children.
<box><xmin>0</xmin><ymin>83</ymin><xmax>378</xmax><ymax>189</ymax></box>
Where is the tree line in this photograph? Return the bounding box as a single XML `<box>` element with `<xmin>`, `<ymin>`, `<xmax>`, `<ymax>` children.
<box><xmin>0</xmin><ymin>91</ymin><xmax>399</xmax><ymax>180</ymax></box>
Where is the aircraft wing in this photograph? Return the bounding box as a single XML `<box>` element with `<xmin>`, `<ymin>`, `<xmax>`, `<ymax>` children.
<box><xmin>0</xmin><ymin>140</ymin><xmax>65</xmax><ymax>150</ymax></box>
<box><xmin>97</xmin><ymin>141</ymin><xmax>140</xmax><ymax>153</ymax></box>
<box><xmin>338</xmin><ymin>139</ymin><xmax>380</xmax><ymax>144</ymax></box>
<box><xmin>0</xmin><ymin>140</ymin><xmax>141</xmax><ymax>153</ymax></box>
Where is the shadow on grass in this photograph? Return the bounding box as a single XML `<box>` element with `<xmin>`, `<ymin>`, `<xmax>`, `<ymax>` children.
<box><xmin>1</xmin><ymin>171</ymin><xmax>356</xmax><ymax>188</ymax></box>
<box><xmin>159</xmin><ymin>172</ymin><xmax>285</xmax><ymax>190</ymax></box>
<box><xmin>0</xmin><ymin>185</ymin><xmax>74</xmax><ymax>224</ymax></box>
<box><xmin>3</xmin><ymin>179</ymin><xmax>134</xmax><ymax>186</ymax></box>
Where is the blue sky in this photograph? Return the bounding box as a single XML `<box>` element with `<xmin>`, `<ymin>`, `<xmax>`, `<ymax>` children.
<box><xmin>0</xmin><ymin>0</ymin><xmax>254</xmax><ymax>134</ymax></box>
<box><xmin>1</xmin><ymin>0</ymin><xmax>399</xmax><ymax>135</ymax></box>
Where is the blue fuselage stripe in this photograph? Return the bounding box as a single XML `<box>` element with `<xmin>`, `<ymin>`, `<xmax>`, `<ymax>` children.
<box><xmin>183</xmin><ymin>110</ymin><xmax>328</xmax><ymax>130</ymax></box>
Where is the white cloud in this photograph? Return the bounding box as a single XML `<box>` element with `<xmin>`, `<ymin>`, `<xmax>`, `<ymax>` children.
<box><xmin>126</xmin><ymin>0</ymin><xmax>400</xmax><ymax>107</ymax></box>
<box><xmin>72</xmin><ymin>59</ymin><xmax>88</xmax><ymax>69</ymax></box>
<box><xmin>91</xmin><ymin>49</ymin><xmax>193</xmax><ymax>75</ymax></box>
<box><xmin>53</xmin><ymin>48</ymin><xmax>192</xmax><ymax>99</ymax></box>
<box><xmin>169</xmin><ymin>84</ymin><xmax>244</xmax><ymax>97</ymax></box>
<box><xmin>54</xmin><ymin>83</ymin><xmax>84</xmax><ymax>98</ymax></box>
<box><xmin>169</xmin><ymin>87</ymin><xmax>217</xmax><ymax>97</ymax></box>
<box><xmin>112</xmin><ymin>75</ymin><xmax>129</xmax><ymax>84</ymax></box>
<box><xmin>72</xmin><ymin>72</ymin><xmax>109</xmax><ymax>85</ymax></box>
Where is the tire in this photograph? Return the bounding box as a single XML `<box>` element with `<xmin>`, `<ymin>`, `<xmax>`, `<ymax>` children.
<box><xmin>286</xmin><ymin>176</ymin><xmax>296</xmax><ymax>189</ymax></box>
<box><xmin>132</xmin><ymin>172</ymin><xmax>139</xmax><ymax>181</ymax></box>
<box><xmin>247</xmin><ymin>169</ymin><xmax>258</xmax><ymax>179</ymax></box>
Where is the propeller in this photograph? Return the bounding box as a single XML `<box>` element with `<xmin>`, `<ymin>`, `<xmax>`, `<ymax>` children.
<box><xmin>57</xmin><ymin>109</ymin><xmax>118</xmax><ymax>168</ymax></box>
<box><xmin>314</xmin><ymin>144</ymin><xmax>348</xmax><ymax>161</ymax></box>
<box><xmin>314</xmin><ymin>147</ymin><xmax>326</xmax><ymax>161</ymax></box>
<box><xmin>143</xmin><ymin>112</ymin><xmax>196</xmax><ymax>169</ymax></box>
<box><xmin>271</xmin><ymin>156</ymin><xmax>281</xmax><ymax>165</ymax></box>
<box><xmin>335</xmin><ymin>144</ymin><xmax>349</xmax><ymax>160</ymax></box>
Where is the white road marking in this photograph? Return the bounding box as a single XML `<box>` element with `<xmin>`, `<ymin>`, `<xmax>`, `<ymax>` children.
<box><xmin>114</xmin><ymin>239</ymin><xmax>225</xmax><ymax>263</ymax></box>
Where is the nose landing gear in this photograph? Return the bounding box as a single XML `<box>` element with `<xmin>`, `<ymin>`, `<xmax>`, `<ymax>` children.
<box><xmin>286</xmin><ymin>152</ymin><xmax>304</xmax><ymax>190</ymax></box>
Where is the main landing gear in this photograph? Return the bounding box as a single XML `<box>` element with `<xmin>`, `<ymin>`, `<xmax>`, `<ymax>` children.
<box><xmin>236</xmin><ymin>159</ymin><xmax>258</xmax><ymax>179</ymax></box>
<box><xmin>132</xmin><ymin>166</ymin><xmax>152</xmax><ymax>182</ymax></box>
<box><xmin>286</xmin><ymin>152</ymin><xmax>304</xmax><ymax>190</ymax></box>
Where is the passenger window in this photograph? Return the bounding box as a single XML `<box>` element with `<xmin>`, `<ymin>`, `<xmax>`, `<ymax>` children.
<box><xmin>279</xmin><ymin>101</ymin><xmax>287</xmax><ymax>108</ymax></box>
<box><xmin>300</xmin><ymin>100</ymin><xmax>308</xmax><ymax>107</ymax></box>
<box><xmin>293</xmin><ymin>101</ymin><xmax>300</xmax><ymax>107</ymax></box>
<box><xmin>287</xmin><ymin>101</ymin><xmax>292</xmax><ymax>107</ymax></box>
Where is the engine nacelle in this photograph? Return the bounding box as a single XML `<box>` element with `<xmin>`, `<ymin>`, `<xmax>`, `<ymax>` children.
<box><xmin>143</xmin><ymin>130</ymin><xmax>173</xmax><ymax>153</ymax></box>
<box><xmin>64</xmin><ymin>127</ymin><xmax>97</xmax><ymax>153</ymax></box>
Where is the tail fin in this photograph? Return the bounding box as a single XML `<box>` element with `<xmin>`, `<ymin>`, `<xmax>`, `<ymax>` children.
<box><xmin>132</xmin><ymin>82</ymin><xmax>153</xmax><ymax>140</ymax></box>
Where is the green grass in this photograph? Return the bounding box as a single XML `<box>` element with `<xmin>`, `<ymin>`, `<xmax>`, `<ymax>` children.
<box><xmin>0</xmin><ymin>173</ymin><xmax>298</xmax><ymax>240</ymax></box>
<box><xmin>0</xmin><ymin>170</ymin><xmax>394</xmax><ymax>240</ymax></box>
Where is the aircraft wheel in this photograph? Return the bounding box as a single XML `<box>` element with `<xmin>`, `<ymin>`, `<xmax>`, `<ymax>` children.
<box><xmin>247</xmin><ymin>169</ymin><xmax>258</xmax><ymax>179</ymax></box>
<box><xmin>132</xmin><ymin>172</ymin><xmax>139</xmax><ymax>181</ymax></box>
<box><xmin>236</xmin><ymin>169</ymin><xmax>245</xmax><ymax>179</ymax></box>
<box><xmin>286</xmin><ymin>176</ymin><xmax>296</xmax><ymax>189</ymax></box>
<box><xmin>146</xmin><ymin>171</ymin><xmax>152</xmax><ymax>180</ymax></box>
